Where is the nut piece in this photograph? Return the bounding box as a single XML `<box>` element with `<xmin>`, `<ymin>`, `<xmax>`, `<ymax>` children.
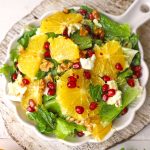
<box><xmin>40</xmin><ymin>59</ymin><xmax>54</xmax><ymax>72</ymax></box>
<box><xmin>57</xmin><ymin>62</ymin><xmax>73</xmax><ymax>73</ymax></box>
<box><xmin>39</xmin><ymin>79</ymin><xmax>46</xmax><ymax>91</ymax></box>
<box><xmin>92</xmin><ymin>10</ymin><xmax>100</xmax><ymax>19</ymax></box>
<box><xmin>45</xmin><ymin>74</ymin><xmax>53</xmax><ymax>82</ymax></box>
<box><xmin>80</xmin><ymin>27</ymin><xmax>88</xmax><ymax>36</ymax></box>
<box><xmin>94</xmin><ymin>28</ymin><xmax>105</xmax><ymax>39</ymax></box>
<box><xmin>79</xmin><ymin>51</ymin><xmax>87</xmax><ymax>58</ymax></box>
<box><xmin>63</xmin><ymin>7</ymin><xmax>69</xmax><ymax>14</ymax></box>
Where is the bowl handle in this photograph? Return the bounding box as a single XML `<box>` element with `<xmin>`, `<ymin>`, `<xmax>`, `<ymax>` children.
<box><xmin>104</xmin><ymin>0</ymin><xmax>150</xmax><ymax>32</ymax></box>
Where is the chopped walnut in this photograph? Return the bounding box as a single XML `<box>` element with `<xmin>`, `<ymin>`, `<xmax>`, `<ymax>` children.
<box><xmin>92</xmin><ymin>10</ymin><xmax>100</xmax><ymax>19</ymax></box>
<box><xmin>80</xmin><ymin>27</ymin><xmax>88</xmax><ymax>36</ymax></box>
<box><xmin>57</xmin><ymin>62</ymin><xmax>73</xmax><ymax>73</ymax></box>
<box><xmin>63</xmin><ymin>7</ymin><xmax>69</xmax><ymax>14</ymax></box>
<box><xmin>94</xmin><ymin>27</ymin><xmax>105</xmax><ymax>39</ymax></box>
<box><xmin>39</xmin><ymin>79</ymin><xmax>46</xmax><ymax>91</ymax></box>
<box><xmin>40</xmin><ymin>59</ymin><xmax>54</xmax><ymax>72</ymax></box>
<box><xmin>44</xmin><ymin>74</ymin><xmax>53</xmax><ymax>83</ymax></box>
<box><xmin>79</xmin><ymin>51</ymin><xmax>87</xmax><ymax>58</ymax></box>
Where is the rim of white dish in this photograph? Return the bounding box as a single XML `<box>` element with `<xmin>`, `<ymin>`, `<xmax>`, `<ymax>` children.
<box><xmin>1</xmin><ymin>6</ymin><xmax>149</xmax><ymax>146</ymax></box>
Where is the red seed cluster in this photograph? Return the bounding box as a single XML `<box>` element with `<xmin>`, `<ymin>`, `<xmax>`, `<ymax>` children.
<box><xmin>77</xmin><ymin>131</ymin><xmax>84</xmax><ymax>137</ymax></box>
<box><xmin>87</xmin><ymin>50</ymin><xmax>95</xmax><ymax>58</ymax></box>
<box><xmin>27</xmin><ymin>99</ymin><xmax>36</xmax><ymax>112</ymax></box>
<box><xmin>63</xmin><ymin>27</ymin><xmax>69</xmax><ymax>38</ymax></box>
<box><xmin>22</xmin><ymin>78</ymin><xmax>30</xmax><ymax>85</ymax></box>
<box><xmin>84</xmin><ymin>70</ymin><xmax>91</xmax><ymax>79</ymax></box>
<box><xmin>75</xmin><ymin>106</ymin><xmax>84</xmax><ymax>114</ymax></box>
<box><xmin>115</xmin><ymin>63</ymin><xmax>123</xmax><ymax>71</ymax></box>
<box><xmin>79</xmin><ymin>9</ymin><xmax>87</xmax><ymax>16</ymax></box>
<box><xmin>67</xmin><ymin>75</ymin><xmax>78</xmax><ymax>88</ymax></box>
<box><xmin>121</xmin><ymin>107</ymin><xmax>128</xmax><ymax>115</ymax></box>
<box><xmin>72</xmin><ymin>62</ymin><xmax>81</xmax><ymax>69</ymax></box>
<box><xmin>127</xmin><ymin>78</ymin><xmax>135</xmax><ymax>87</ymax></box>
<box><xmin>47</xmin><ymin>81</ymin><xmax>56</xmax><ymax>96</ymax></box>
<box><xmin>44</xmin><ymin>41</ymin><xmax>51</xmax><ymax>58</ymax></box>
<box><xmin>89</xmin><ymin>102</ymin><xmax>98</xmax><ymax>110</ymax></box>
<box><xmin>102</xmin><ymin>75</ymin><xmax>111</xmax><ymax>82</ymax></box>
<box><xmin>132</xmin><ymin>65</ymin><xmax>142</xmax><ymax>78</ymax></box>
<box><xmin>12</xmin><ymin>73</ymin><xmax>18</xmax><ymax>81</ymax></box>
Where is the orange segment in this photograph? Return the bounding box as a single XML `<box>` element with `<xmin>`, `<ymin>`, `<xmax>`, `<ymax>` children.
<box><xmin>26</xmin><ymin>34</ymin><xmax>48</xmax><ymax>54</ymax></box>
<box><xmin>18</xmin><ymin>52</ymin><xmax>42</xmax><ymax>79</ymax></box>
<box><xmin>21</xmin><ymin>80</ymin><xmax>43</xmax><ymax>109</ymax></box>
<box><xmin>56</xmin><ymin>69</ymin><xmax>93</xmax><ymax>120</ymax></box>
<box><xmin>48</xmin><ymin>36</ymin><xmax>79</xmax><ymax>62</ymax></box>
<box><xmin>92</xmin><ymin>40</ymin><xmax>126</xmax><ymax>79</ymax></box>
<box><xmin>40</xmin><ymin>12</ymin><xmax>83</xmax><ymax>34</ymax></box>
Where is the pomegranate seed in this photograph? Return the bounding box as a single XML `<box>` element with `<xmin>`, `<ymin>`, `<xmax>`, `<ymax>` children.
<box><xmin>127</xmin><ymin>78</ymin><xmax>135</xmax><ymax>87</ymax></box>
<box><xmin>79</xmin><ymin>9</ymin><xmax>87</xmax><ymax>15</ymax></box>
<box><xmin>48</xmin><ymin>89</ymin><xmax>56</xmax><ymax>95</ymax></box>
<box><xmin>87</xmin><ymin>50</ymin><xmax>95</xmax><ymax>57</ymax></box>
<box><xmin>63</xmin><ymin>27</ymin><xmax>69</xmax><ymax>37</ymax></box>
<box><xmin>68</xmin><ymin>76</ymin><xmax>77</xmax><ymax>82</ymax></box>
<box><xmin>84</xmin><ymin>25</ymin><xmax>91</xmax><ymax>33</ymax></box>
<box><xmin>47</xmin><ymin>82</ymin><xmax>56</xmax><ymax>89</ymax></box>
<box><xmin>102</xmin><ymin>75</ymin><xmax>111</xmax><ymax>82</ymax></box>
<box><xmin>84</xmin><ymin>70</ymin><xmax>91</xmax><ymax>79</ymax></box>
<box><xmin>27</xmin><ymin>106</ymin><xmax>35</xmax><ymax>112</ymax></box>
<box><xmin>29</xmin><ymin>99</ymin><xmax>36</xmax><ymax>108</ymax></box>
<box><xmin>115</xmin><ymin>63</ymin><xmax>123</xmax><ymax>71</ymax></box>
<box><xmin>89</xmin><ymin>102</ymin><xmax>98</xmax><ymax>110</ymax></box>
<box><xmin>77</xmin><ymin>131</ymin><xmax>84</xmax><ymax>137</ymax></box>
<box><xmin>72</xmin><ymin>62</ymin><xmax>81</xmax><ymax>69</ymax></box>
<box><xmin>67</xmin><ymin>81</ymin><xmax>77</xmax><ymax>88</ymax></box>
<box><xmin>102</xmin><ymin>84</ymin><xmax>109</xmax><ymax>92</ymax></box>
<box><xmin>88</xmin><ymin>13</ymin><xmax>94</xmax><ymax>20</ymax></box>
<box><xmin>44</xmin><ymin>42</ymin><xmax>50</xmax><ymax>50</ymax></box>
<box><xmin>75</xmin><ymin>106</ymin><xmax>84</xmax><ymax>114</ymax></box>
<box><xmin>12</xmin><ymin>73</ymin><xmax>18</xmax><ymax>81</ymax></box>
<box><xmin>134</xmin><ymin>71</ymin><xmax>141</xmax><ymax>78</ymax></box>
<box><xmin>107</xmin><ymin>89</ymin><xmax>116</xmax><ymax>97</ymax></box>
<box><xmin>22</xmin><ymin>78</ymin><xmax>30</xmax><ymax>85</ymax></box>
<box><xmin>44</xmin><ymin>51</ymin><xmax>50</xmax><ymax>58</ymax></box>
<box><xmin>132</xmin><ymin>65</ymin><xmax>142</xmax><ymax>72</ymax></box>
<box><xmin>102</xmin><ymin>94</ymin><xmax>108</xmax><ymax>101</ymax></box>
<box><xmin>121</xmin><ymin>107</ymin><xmax>128</xmax><ymax>115</ymax></box>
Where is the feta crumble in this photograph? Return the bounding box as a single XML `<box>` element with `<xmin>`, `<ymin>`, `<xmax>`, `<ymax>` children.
<box><xmin>80</xmin><ymin>54</ymin><xmax>96</xmax><ymax>70</ymax></box>
<box><xmin>68</xmin><ymin>23</ymin><xmax>82</xmax><ymax>36</ymax></box>
<box><xmin>106</xmin><ymin>80</ymin><xmax>122</xmax><ymax>107</ymax></box>
<box><xmin>93</xmin><ymin>19</ymin><xmax>102</xmax><ymax>28</ymax></box>
<box><xmin>7</xmin><ymin>74</ymin><xmax>27</xmax><ymax>102</ymax></box>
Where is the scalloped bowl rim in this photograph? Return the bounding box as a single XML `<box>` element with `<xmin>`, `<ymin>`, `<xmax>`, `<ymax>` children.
<box><xmin>1</xmin><ymin>6</ymin><xmax>149</xmax><ymax>146</ymax></box>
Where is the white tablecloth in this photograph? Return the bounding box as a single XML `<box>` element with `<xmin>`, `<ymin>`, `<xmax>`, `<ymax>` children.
<box><xmin>0</xmin><ymin>0</ymin><xmax>150</xmax><ymax>149</ymax></box>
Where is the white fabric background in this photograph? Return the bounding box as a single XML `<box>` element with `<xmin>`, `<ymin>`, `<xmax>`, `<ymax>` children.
<box><xmin>0</xmin><ymin>0</ymin><xmax>150</xmax><ymax>149</ymax></box>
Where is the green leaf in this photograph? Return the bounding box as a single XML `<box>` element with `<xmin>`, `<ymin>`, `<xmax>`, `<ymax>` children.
<box><xmin>71</xmin><ymin>32</ymin><xmax>92</xmax><ymax>50</ymax></box>
<box><xmin>10</xmin><ymin>48</ymin><xmax>19</xmax><ymax>61</ymax></box>
<box><xmin>80</xmin><ymin>5</ymin><xmax>93</xmax><ymax>13</ymax></box>
<box><xmin>36</xmin><ymin>70</ymin><xmax>47</xmax><ymax>79</ymax></box>
<box><xmin>0</xmin><ymin>64</ymin><xmax>16</xmax><ymax>81</ymax></box>
<box><xmin>44</xmin><ymin>99</ymin><xmax>61</xmax><ymax>115</ymax></box>
<box><xmin>93</xmin><ymin>39</ymin><xmax>102</xmax><ymax>46</ymax></box>
<box><xmin>131</xmin><ymin>52</ymin><xmax>141</xmax><ymax>66</ymax></box>
<box><xmin>82</xmin><ymin>19</ymin><xmax>94</xmax><ymax>30</ymax></box>
<box><xmin>38</xmin><ymin>105</ymin><xmax>56</xmax><ymax>129</ymax></box>
<box><xmin>46</xmin><ymin>32</ymin><xmax>59</xmax><ymax>38</ymax></box>
<box><xmin>69</xmin><ymin>8</ymin><xmax>77</xmax><ymax>13</ymax></box>
<box><xmin>42</xmin><ymin>95</ymin><xmax>56</xmax><ymax>103</ymax></box>
<box><xmin>27</xmin><ymin>105</ymin><xmax>56</xmax><ymax>133</ymax></box>
<box><xmin>18</xmin><ymin>26</ymin><xmax>37</xmax><ymax>48</ymax></box>
<box><xmin>54</xmin><ymin>118</ymin><xmax>86</xmax><ymax>139</ymax></box>
<box><xmin>89</xmin><ymin>84</ymin><xmax>102</xmax><ymax>102</ymax></box>
<box><xmin>100</xmin><ymin>83</ymin><xmax>141</xmax><ymax>126</ymax></box>
<box><xmin>100</xmin><ymin>14</ymin><xmax>131</xmax><ymax>41</ymax></box>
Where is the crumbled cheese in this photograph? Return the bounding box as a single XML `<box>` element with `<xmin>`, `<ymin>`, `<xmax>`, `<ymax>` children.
<box><xmin>36</xmin><ymin>28</ymin><xmax>41</xmax><ymax>35</ymax></box>
<box><xmin>68</xmin><ymin>23</ymin><xmax>82</xmax><ymax>36</ymax></box>
<box><xmin>80</xmin><ymin>54</ymin><xmax>96</xmax><ymax>70</ymax></box>
<box><xmin>106</xmin><ymin>80</ymin><xmax>122</xmax><ymax>107</ymax></box>
<box><xmin>93</xmin><ymin>19</ymin><xmax>102</xmax><ymax>28</ymax></box>
<box><xmin>7</xmin><ymin>74</ymin><xmax>27</xmax><ymax>102</ymax></box>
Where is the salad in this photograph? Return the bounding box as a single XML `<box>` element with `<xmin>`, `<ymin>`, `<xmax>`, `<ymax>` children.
<box><xmin>0</xmin><ymin>6</ymin><xmax>143</xmax><ymax>141</ymax></box>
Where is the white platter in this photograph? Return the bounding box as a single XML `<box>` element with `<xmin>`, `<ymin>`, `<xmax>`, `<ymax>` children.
<box><xmin>1</xmin><ymin>0</ymin><xmax>150</xmax><ymax>146</ymax></box>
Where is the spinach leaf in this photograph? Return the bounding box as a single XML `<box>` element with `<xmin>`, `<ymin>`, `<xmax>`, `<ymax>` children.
<box><xmin>80</xmin><ymin>5</ymin><xmax>93</xmax><ymax>13</ymax></box>
<box><xmin>69</xmin><ymin>8</ymin><xmax>77</xmax><ymax>13</ymax></box>
<box><xmin>131</xmin><ymin>52</ymin><xmax>141</xmax><ymax>66</ymax></box>
<box><xmin>89</xmin><ymin>84</ymin><xmax>102</xmax><ymax>102</ymax></box>
<box><xmin>71</xmin><ymin>32</ymin><xmax>92</xmax><ymax>50</ymax></box>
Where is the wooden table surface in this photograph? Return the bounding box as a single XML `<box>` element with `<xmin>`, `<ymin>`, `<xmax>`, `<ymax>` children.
<box><xmin>0</xmin><ymin>0</ymin><xmax>150</xmax><ymax>149</ymax></box>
